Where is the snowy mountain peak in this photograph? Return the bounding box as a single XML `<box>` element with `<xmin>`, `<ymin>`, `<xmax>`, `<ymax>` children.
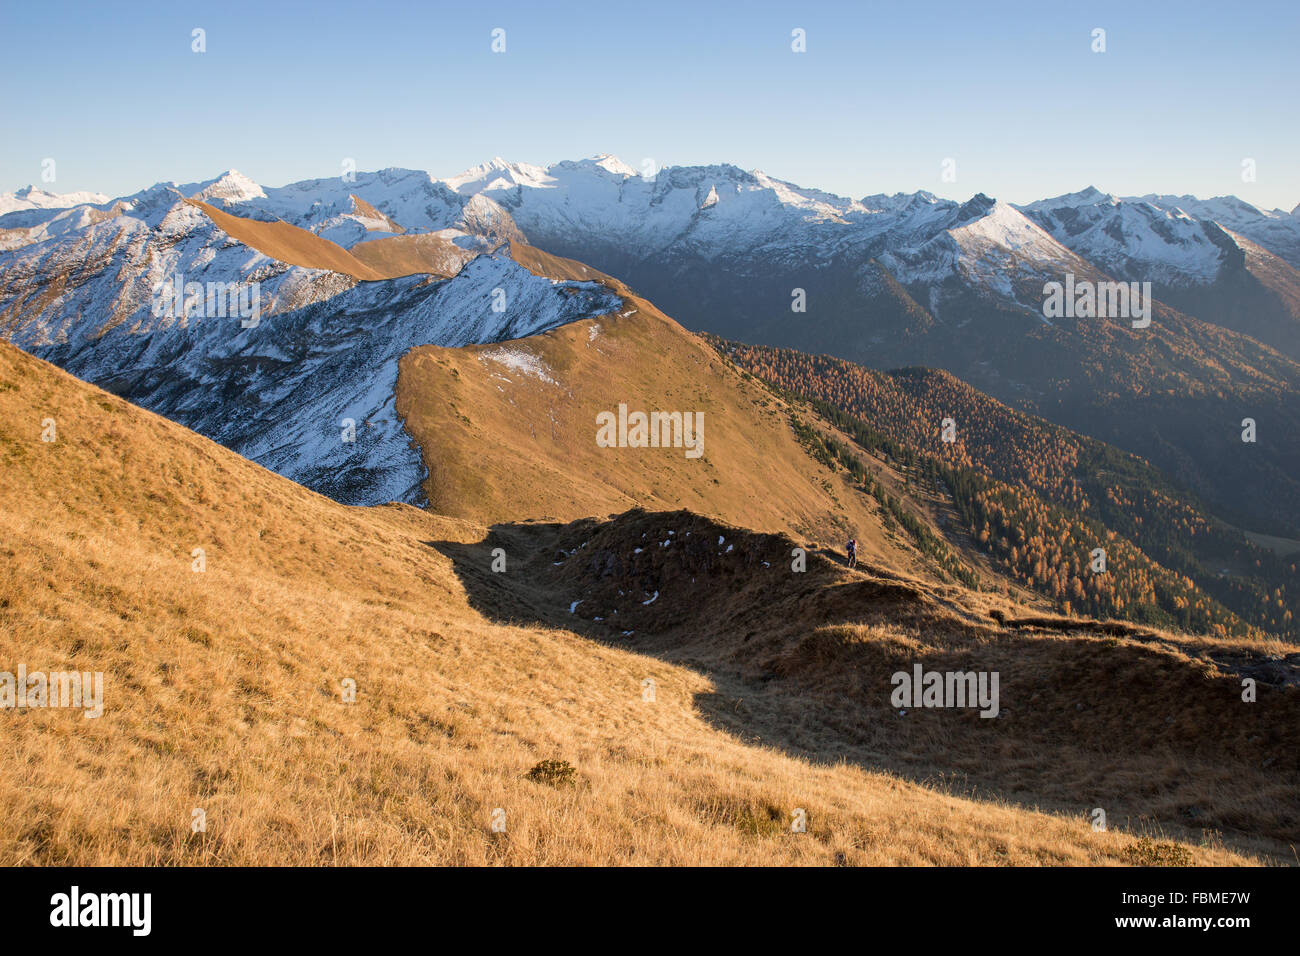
<box><xmin>0</xmin><ymin>186</ymin><xmax>110</xmax><ymax>216</ymax></box>
<box><xmin>953</xmin><ymin>193</ymin><xmax>998</xmax><ymax>225</ymax></box>
<box><xmin>1017</xmin><ymin>189</ymin><xmax>1244</xmax><ymax>284</ymax></box>
<box><xmin>187</xmin><ymin>169</ymin><xmax>266</xmax><ymax>203</ymax></box>
<box><xmin>587</xmin><ymin>154</ymin><xmax>638</xmax><ymax>177</ymax></box>
<box><xmin>445</xmin><ymin>157</ymin><xmax>554</xmax><ymax>195</ymax></box>
<box><xmin>951</xmin><ymin>200</ymin><xmax>1062</xmax><ymax>251</ymax></box>
<box><xmin>1071</xmin><ymin>185</ymin><xmax>1113</xmax><ymax>204</ymax></box>
<box><xmin>1138</xmin><ymin>193</ymin><xmax>1268</xmax><ymax>223</ymax></box>
<box><xmin>1021</xmin><ymin>186</ymin><xmax>1118</xmax><ymax>212</ymax></box>
<box><xmin>458</xmin><ymin>193</ymin><xmax>526</xmax><ymax>244</ymax></box>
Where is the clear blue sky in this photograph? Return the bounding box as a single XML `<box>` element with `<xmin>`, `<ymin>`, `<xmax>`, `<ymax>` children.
<box><xmin>3</xmin><ymin>0</ymin><xmax>1297</xmax><ymax>210</ymax></box>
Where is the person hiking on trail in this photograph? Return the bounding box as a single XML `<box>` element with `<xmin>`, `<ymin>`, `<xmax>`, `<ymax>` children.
<box><xmin>846</xmin><ymin>537</ymin><xmax>858</xmax><ymax>569</ymax></box>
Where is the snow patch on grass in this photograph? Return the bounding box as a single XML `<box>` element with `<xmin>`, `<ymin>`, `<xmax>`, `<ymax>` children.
<box><xmin>479</xmin><ymin>347</ymin><xmax>557</xmax><ymax>385</ymax></box>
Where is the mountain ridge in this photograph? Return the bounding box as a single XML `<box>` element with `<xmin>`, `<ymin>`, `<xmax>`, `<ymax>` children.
<box><xmin>5</xmin><ymin>160</ymin><xmax>1300</xmax><ymax>542</ymax></box>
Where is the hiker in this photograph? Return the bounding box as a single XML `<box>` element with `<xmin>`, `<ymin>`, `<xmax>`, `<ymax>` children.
<box><xmin>846</xmin><ymin>537</ymin><xmax>858</xmax><ymax>569</ymax></box>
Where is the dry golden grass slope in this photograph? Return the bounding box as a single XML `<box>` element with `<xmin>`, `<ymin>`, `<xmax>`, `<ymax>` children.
<box><xmin>349</xmin><ymin>232</ymin><xmax>474</xmax><ymax>280</ymax></box>
<box><xmin>401</xmin><ymin>239</ymin><xmax>1015</xmax><ymax>588</ymax></box>
<box><xmin>396</xmin><ymin>300</ymin><xmax>929</xmax><ymax>573</ymax></box>
<box><xmin>3</xmin><ymin>340</ymin><xmax>1284</xmax><ymax>865</ymax></box>
<box><xmin>187</xmin><ymin>200</ymin><xmax>468</xmax><ymax>281</ymax></box>
<box><xmin>186</xmin><ymin>199</ymin><xmax>389</xmax><ymax>281</ymax></box>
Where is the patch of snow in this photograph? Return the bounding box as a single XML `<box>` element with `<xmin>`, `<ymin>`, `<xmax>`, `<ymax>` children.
<box><xmin>478</xmin><ymin>346</ymin><xmax>558</xmax><ymax>384</ymax></box>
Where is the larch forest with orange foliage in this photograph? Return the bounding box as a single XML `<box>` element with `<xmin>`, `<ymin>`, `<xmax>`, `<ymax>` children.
<box><xmin>714</xmin><ymin>337</ymin><xmax>1298</xmax><ymax>642</ymax></box>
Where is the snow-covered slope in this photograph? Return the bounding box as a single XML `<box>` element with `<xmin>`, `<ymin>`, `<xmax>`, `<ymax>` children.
<box><xmin>216</xmin><ymin>168</ymin><xmax>464</xmax><ymax>243</ymax></box>
<box><xmin>0</xmin><ymin>178</ymin><xmax>620</xmax><ymax>505</ymax></box>
<box><xmin>881</xmin><ymin>198</ymin><xmax>1087</xmax><ymax>309</ymax></box>
<box><xmin>1019</xmin><ymin>187</ymin><xmax>1300</xmax><ymax>358</ymax></box>
<box><xmin>1018</xmin><ymin>188</ymin><xmax>1229</xmax><ymax>285</ymax></box>
<box><xmin>459</xmin><ymin>158</ymin><xmax>886</xmax><ymax>261</ymax></box>
<box><xmin>445</xmin><ymin>156</ymin><xmax>556</xmax><ymax>195</ymax></box>
<box><xmin>1137</xmin><ymin>193</ymin><xmax>1300</xmax><ymax>268</ymax></box>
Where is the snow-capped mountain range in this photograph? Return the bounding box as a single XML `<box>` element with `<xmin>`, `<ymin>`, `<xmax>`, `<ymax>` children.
<box><xmin>8</xmin><ymin>157</ymin><xmax>1297</xmax><ymax>336</ymax></box>
<box><xmin>0</xmin><ymin>185</ymin><xmax>110</xmax><ymax>216</ymax></box>
<box><xmin>116</xmin><ymin>155</ymin><xmax>1300</xmax><ymax>355</ymax></box>
<box><xmin>2</xmin><ymin>157</ymin><xmax>1299</xmax><ymax>527</ymax></box>
<box><xmin>8</xmin><ymin>157</ymin><xmax>1298</xmax><ymax>274</ymax></box>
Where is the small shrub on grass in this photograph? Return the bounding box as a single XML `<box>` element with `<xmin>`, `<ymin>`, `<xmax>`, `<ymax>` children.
<box><xmin>734</xmin><ymin>803</ymin><xmax>787</xmax><ymax>837</ymax></box>
<box><xmin>526</xmin><ymin>759</ymin><xmax>576</xmax><ymax>787</ymax></box>
<box><xmin>1123</xmin><ymin>836</ymin><xmax>1193</xmax><ymax>866</ymax></box>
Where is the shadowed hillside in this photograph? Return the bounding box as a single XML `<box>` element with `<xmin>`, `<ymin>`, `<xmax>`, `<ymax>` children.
<box><xmin>431</xmin><ymin>508</ymin><xmax>1300</xmax><ymax>853</ymax></box>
